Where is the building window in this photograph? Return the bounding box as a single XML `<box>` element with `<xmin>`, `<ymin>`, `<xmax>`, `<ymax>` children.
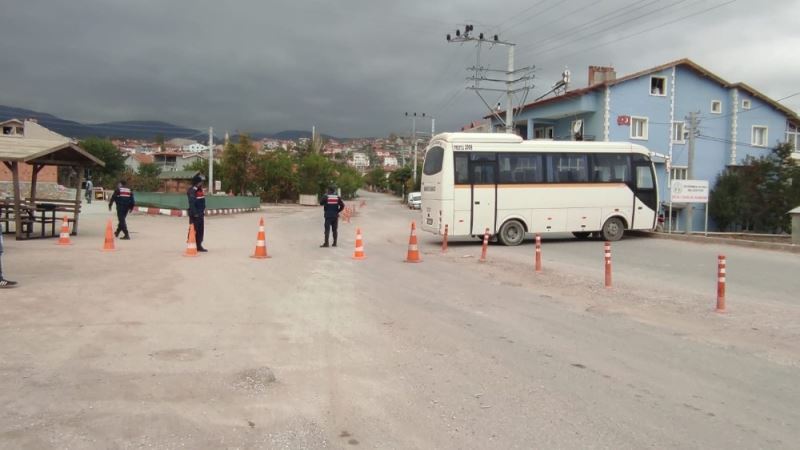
<box><xmin>785</xmin><ymin>122</ymin><xmax>798</xmax><ymax>151</ymax></box>
<box><xmin>752</xmin><ymin>125</ymin><xmax>768</xmax><ymax>147</ymax></box>
<box><xmin>630</xmin><ymin>116</ymin><xmax>648</xmax><ymax>140</ymax></box>
<box><xmin>671</xmin><ymin>121</ymin><xmax>686</xmax><ymax>143</ymax></box>
<box><xmin>670</xmin><ymin>166</ymin><xmax>688</xmax><ymax>180</ymax></box>
<box><xmin>650</xmin><ymin>76</ymin><xmax>666</xmax><ymax>96</ymax></box>
<box><xmin>711</xmin><ymin>100</ymin><xmax>722</xmax><ymax>114</ymax></box>
<box><xmin>742</xmin><ymin>99</ymin><xmax>751</xmax><ymax>110</ymax></box>
<box><xmin>533</xmin><ymin>127</ymin><xmax>554</xmax><ymax>139</ymax></box>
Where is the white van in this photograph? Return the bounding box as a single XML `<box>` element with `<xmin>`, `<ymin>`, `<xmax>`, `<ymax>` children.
<box><xmin>407</xmin><ymin>192</ymin><xmax>422</xmax><ymax>209</ymax></box>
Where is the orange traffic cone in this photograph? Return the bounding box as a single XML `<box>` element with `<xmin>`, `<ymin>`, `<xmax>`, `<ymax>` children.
<box><xmin>352</xmin><ymin>227</ymin><xmax>366</xmax><ymax>260</ymax></box>
<box><xmin>56</xmin><ymin>216</ymin><xmax>72</xmax><ymax>245</ymax></box>
<box><xmin>184</xmin><ymin>224</ymin><xmax>198</xmax><ymax>257</ymax></box>
<box><xmin>251</xmin><ymin>217</ymin><xmax>270</xmax><ymax>259</ymax></box>
<box><xmin>405</xmin><ymin>221</ymin><xmax>422</xmax><ymax>263</ymax></box>
<box><xmin>102</xmin><ymin>219</ymin><xmax>116</xmax><ymax>252</ymax></box>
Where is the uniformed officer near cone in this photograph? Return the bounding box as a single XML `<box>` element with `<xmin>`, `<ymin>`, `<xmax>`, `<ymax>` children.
<box><xmin>319</xmin><ymin>185</ymin><xmax>345</xmax><ymax>247</ymax></box>
<box><xmin>187</xmin><ymin>174</ymin><xmax>208</xmax><ymax>252</ymax></box>
<box><xmin>108</xmin><ymin>180</ymin><xmax>135</xmax><ymax>240</ymax></box>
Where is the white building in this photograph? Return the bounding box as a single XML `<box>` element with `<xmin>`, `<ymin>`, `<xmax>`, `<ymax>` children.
<box><xmin>382</xmin><ymin>156</ymin><xmax>398</xmax><ymax>168</ymax></box>
<box><xmin>351</xmin><ymin>152</ymin><xmax>370</xmax><ymax>169</ymax></box>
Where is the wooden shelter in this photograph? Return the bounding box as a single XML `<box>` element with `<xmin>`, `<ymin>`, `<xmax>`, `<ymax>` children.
<box><xmin>0</xmin><ymin>136</ymin><xmax>104</xmax><ymax>240</ymax></box>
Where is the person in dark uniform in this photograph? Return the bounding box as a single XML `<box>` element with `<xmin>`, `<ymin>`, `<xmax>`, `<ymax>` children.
<box><xmin>108</xmin><ymin>180</ymin><xmax>135</xmax><ymax>240</ymax></box>
<box><xmin>187</xmin><ymin>174</ymin><xmax>207</xmax><ymax>252</ymax></box>
<box><xmin>319</xmin><ymin>185</ymin><xmax>345</xmax><ymax>247</ymax></box>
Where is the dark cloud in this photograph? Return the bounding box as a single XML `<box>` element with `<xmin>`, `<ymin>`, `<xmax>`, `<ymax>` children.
<box><xmin>1</xmin><ymin>0</ymin><xmax>797</xmax><ymax>137</ymax></box>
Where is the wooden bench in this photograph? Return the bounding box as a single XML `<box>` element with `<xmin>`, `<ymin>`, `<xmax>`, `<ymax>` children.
<box><xmin>26</xmin><ymin>198</ymin><xmax>81</xmax><ymax>236</ymax></box>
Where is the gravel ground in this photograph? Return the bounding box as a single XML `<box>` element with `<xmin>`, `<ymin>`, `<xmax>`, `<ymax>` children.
<box><xmin>0</xmin><ymin>191</ymin><xmax>798</xmax><ymax>449</ymax></box>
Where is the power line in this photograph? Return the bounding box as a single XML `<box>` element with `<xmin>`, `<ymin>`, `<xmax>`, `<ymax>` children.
<box><xmin>515</xmin><ymin>0</ymin><xmax>656</xmax><ymax>51</ymax></box>
<box><xmin>534</xmin><ymin>0</ymin><xmax>738</xmax><ymax>66</ymax></box>
<box><xmin>506</xmin><ymin>0</ymin><xmax>611</xmax><ymax>39</ymax></box>
<box><xmin>490</xmin><ymin>0</ymin><xmax>550</xmax><ymax>32</ymax></box>
<box><xmin>500</xmin><ymin>0</ymin><xmax>563</xmax><ymax>35</ymax></box>
<box><xmin>518</xmin><ymin>0</ymin><xmax>691</xmax><ymax>59</ymax></box>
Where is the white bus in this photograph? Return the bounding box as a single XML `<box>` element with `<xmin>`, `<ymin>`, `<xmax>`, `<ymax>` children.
<box><xmin>420</xmin><ymin>133</ymin><xmax>658</xmax><ymax>245</ymax></box>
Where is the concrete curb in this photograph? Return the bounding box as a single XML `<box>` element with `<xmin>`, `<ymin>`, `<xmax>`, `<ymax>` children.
<box><xmin>636</xmin><ymin>231</ymin><xmax>800</xmax><ymax>254</ymax></box>
<box><xmin>133</xmin><ymin>206</ymin><xmax>261</xmax><ymax>217</ymax></box>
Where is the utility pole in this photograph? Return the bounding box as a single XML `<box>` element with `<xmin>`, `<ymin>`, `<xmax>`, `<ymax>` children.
<box><xmin>447</xmin><ymin>25</ymin><xmax>534</xmax><ymax>134</ymax></box>
<box><xmin>686</xmin><ymin>112</ymin><xmax>697</xmax><ymax>234</ymax></box>
<box><xmin>506</xmin><ymin>45</ymin><xmax>514</xmax><ymax>134</ymax></box>
<box><xmin>208</xmin><ymin>127</ymin><xmax>214</xmax><ymax>194</ymax></box>
<box><xmin>405</xmin><ymin>112</ymin><xmax>428</xmax><ymax>184</ymax></box>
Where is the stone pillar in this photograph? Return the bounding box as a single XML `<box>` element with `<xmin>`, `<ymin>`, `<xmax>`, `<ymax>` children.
<box><xmin>791</xmin><ymin>208</ymin><xmax>800</xmax><ymax>245</ymax></box>
<box><xmin>527</xmin><ymin>118</ymin><xmax>535</xmax><ymax>140</ymax></box>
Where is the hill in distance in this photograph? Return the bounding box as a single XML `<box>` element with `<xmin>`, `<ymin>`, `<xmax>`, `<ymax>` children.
<box><xmin>0</xmin><ymin>105</ymin><xmax>345</xmax><ymax>142</ymax></box>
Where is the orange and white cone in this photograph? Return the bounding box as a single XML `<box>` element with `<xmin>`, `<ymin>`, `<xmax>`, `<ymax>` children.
<box><xmin>251</xmin><ymin>217</ymin><xmax>270</xmax><ymax>259</ymax></box>
<box><xmin>352</xmin><ymin>227</ymin><xmax>366</xmax><ymax>260</ymax></box>
<box><xmin>184</xmin><ymin>224</ymin><xmax>199</xmax><ymax>257</ymax></box>
<box><xmin>56</xmin><ymin>216</ymin><xmax>72</xmax><ymax>246</ymax></box>
<box><xmin>102</xmin><ymin>219</ymin><xmax>116</xmax><ymax>252</ymax></box>
<box><xmin>405</xmin><ymin>221</ymin><xmax>422</xmax><ymax>263</ymax></box>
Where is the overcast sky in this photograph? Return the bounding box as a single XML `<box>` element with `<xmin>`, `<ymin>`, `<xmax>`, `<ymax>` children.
<box><xmin>1</xmin><ymin>0</ymin><xmax>798</xmax><ymax>138</ymax></box>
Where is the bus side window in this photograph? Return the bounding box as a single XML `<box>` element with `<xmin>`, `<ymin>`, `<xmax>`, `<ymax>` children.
<box><xmin>593</xmin><ymin>154</ymin><xmax>631</xmax><ymax>183</ymax></box>
<box><xmin>454</xmin><ymin>153</ymin><xmax>469</xmax><ymax>184</ymax></box>
<box><xmin>636</xmin><ymin>166</ymin><xmax>654</xmax><ymax>189</ymax></box>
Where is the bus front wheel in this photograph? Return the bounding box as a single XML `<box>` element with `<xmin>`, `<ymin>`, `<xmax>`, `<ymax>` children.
<box><xmin>499</xmin><ymin>220</ymin><xmax>526</xmax><ymax>246</ymax></box>
<box><xmin>601</xmin><ymin>217</ymin><xmax>625</xmax><ymax>241</ymax></box>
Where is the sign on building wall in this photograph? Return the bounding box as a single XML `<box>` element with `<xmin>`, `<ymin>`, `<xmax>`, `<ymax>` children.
<box><xmin>617</xmin><ymin>115</ymin><xmax>631</xmax><ymax>126</ymax></box>
<box><xmin>670</xmin><ymin>179</ymin><xmax>709</xmax><ymax>203</ymax></box>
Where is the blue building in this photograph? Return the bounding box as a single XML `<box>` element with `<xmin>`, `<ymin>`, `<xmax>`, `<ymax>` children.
<box><xmin>488</xmin><ymin>59</ymin><xmax>800</xmax><ymax>232</ymax></box>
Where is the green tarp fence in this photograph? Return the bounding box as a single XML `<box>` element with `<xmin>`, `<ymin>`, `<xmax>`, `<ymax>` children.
<box><xmin>135</xmin><ymin>193</ymin><xmax>260</xmax><ymax>210</ymax></box>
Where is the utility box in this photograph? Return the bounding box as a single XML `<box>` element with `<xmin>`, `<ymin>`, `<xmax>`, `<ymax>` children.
<box><xmin>790</xmin><ymin>206</ymin><xmax>800</xmax><ymax>244</ymax></box>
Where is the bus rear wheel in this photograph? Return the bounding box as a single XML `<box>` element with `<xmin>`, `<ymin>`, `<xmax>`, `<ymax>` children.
<box><xmin>601</xmin><ymin>217</ymin><xmax>625</xmax><ymax>241</ymax></box>
<box><xmin>499</xmin><ymin>220</ymin><xmax>526</xmax><ymax>246</ymax></box>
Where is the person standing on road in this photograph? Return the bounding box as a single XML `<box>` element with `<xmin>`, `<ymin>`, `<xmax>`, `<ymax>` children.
<box><xmin>108</xmin><ymin>179</ymin><xmax>135</xmax><ymax>240</ymax></box>
<box><xmin>84</xmin><ymin>178</ymin><xmax>93</xmax><ymax>204</ymax></box>
<box><xmin>187</xmin><ymin>174</ymin><xmax>207</xmax><ymax>252</ymax></box>
<box><xmin>319</xmin><ymin>185</ymin><xmax>345</xmax><ymax>248</ymax></box>
<box><xmin>0</xmin><ymin>224</ymin><xmax>18</xmax><ymax>288</ymax></box>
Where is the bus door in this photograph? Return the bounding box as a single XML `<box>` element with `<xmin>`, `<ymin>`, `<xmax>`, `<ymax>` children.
<box><xmin>632</xmin><ymin>155</ymin><xmax>658</xmax><ymax>229</ymax></box>
<box><xmin>469</xmin><ymin>153</ymin><xmax>497</xmax><ymax>236</ymax></box>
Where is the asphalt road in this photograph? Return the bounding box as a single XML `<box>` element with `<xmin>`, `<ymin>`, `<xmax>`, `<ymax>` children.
<box><xmin>0</xmin><ymin>191</ymin><xmax>797</xmax><ymax>449</ymax></box>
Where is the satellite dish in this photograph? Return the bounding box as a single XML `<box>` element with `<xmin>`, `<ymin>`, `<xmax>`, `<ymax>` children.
<box><xmin>572</xmin><ymin>120</ymin><xmax>583</xmax><ymax>134</ymax></box>
<box><xmin>562</xmin><ymin>69</ymin><xmax>571</xmax><ymax>84</ymax></box>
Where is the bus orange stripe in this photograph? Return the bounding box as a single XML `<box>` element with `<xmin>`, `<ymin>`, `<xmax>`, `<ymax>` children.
<box><xmin>454</xmin><ymin>183</ymin><xmax>628</xmax><ymax>189</ymax></box>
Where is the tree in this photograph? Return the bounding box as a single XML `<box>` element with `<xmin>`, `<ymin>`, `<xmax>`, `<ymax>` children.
<box><xmin>256</xmin><ymin>150</ymin><xmax>297</xmax><ymax>202</ymax></box>
<box><xmin>222</xmin><ymin>134</ymin><xmax>260</xmax><ymax>195</ymax></box>
<box><xmin>364</xmin><ymin>167</ymin><xmax>388</xmax><ymax>191</ymax></box>
<box><xmin>297</xmin><ymin>153</ymin><xmax>336</xmax><ymax>195</ymax></box>
<box><xmin>80</xmin><ymin>137</ymin><xmax>126</xmax><ymax>188</ymax></box>
<box><xmin>388</xmin><ymin>166</ymin><xmax>412</xmax><ymax>197</ymax></box>
<box><xmin>709</xmin><ymin>143</ymin><xmax>800</xmax><ymax>233</ymax></box>
<box><xmin>154</xmin><ymin>134</ymin><xmax>166</xmax><ymax>152</ymax></box>
<box><xmin>127</xmin><ymin>163</ymin><xmax>162</xmax><ymax>192</ymax></box>
<box><xmin>185</xmin><ymin>158</ymin><xmax>224</xmax><ymax>188</ymax></box>
<box><xmin>335</xmin><ymin>163</ymin><xmax>363</xmax><ymax>200</ymax></box>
